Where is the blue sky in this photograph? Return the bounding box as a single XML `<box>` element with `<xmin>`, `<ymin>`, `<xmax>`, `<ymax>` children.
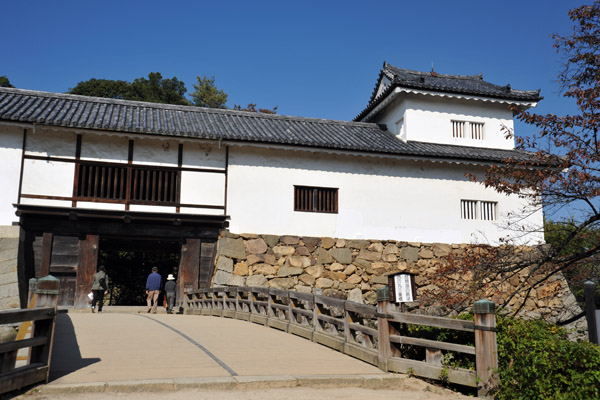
<box><xmin>1</xmin><ymin>0</ymin><xmax>585</xmax><ymax>126</ymax></box>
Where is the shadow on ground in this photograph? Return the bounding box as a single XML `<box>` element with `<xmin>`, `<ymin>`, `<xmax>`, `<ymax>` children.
<box><xmin>49</xmin><ymin>313</ymin><xmax>100</xmax><ymax>381</ymax></box>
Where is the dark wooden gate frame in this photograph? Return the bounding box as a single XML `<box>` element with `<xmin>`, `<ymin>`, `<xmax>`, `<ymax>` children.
<box><xmin>15</xmin><ymin>204</ymin><xmax>227</xmax><ymax>308</ymax></box>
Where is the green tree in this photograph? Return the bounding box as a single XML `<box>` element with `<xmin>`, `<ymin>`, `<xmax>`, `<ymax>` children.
<box><xmin>190</xmin><ymin>75</ymin><xmax>228</xmax><ymax>108</ymax></box>
<box><xmin>129</xmin><ymin>72</ymin><xmax>188</xmax><ymax>105</ymax></box>
<box><xmin>69</xmin><ymin>78</ymin><xmax>132</xmax><ymax>99</ymax></box>
<box><xmin>69</xmin><ymin>73</ymin><xmax>188</xmax><ymax>105</ymax></box>
<box><xmin>0</xmin><ymin>76</ymin><xmax>14</xmax><ymax>88</ymax></box>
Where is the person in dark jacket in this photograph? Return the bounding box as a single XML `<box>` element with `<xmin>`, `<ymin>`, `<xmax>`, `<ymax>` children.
<box><xmin>91</xmin><ymin>265</ymin><xmax>109</xmax><ymax>313</ymax></box>
<box><xmin>145</xmin><ymin>266</ymin><xmax>162</xmax><ymax>314</ymax></box>
<box><xmin>164</xmin><ymin>274</ymin><xmax>176</xmax><ymax>314</ymax></box>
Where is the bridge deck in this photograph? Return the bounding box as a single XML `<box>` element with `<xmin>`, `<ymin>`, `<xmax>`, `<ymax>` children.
<box><xmin>48</xmin><ymin>312</ymin><xmax>383</xmax><ymax>385</ymax></box>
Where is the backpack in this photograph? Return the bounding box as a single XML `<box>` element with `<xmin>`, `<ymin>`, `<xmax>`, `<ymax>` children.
<box><xmin>99</xmin><ymin>275</ymin><xmax>107</xmax><ymax>290</ymax></box>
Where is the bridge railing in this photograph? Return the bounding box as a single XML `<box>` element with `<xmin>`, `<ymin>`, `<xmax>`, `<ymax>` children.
<box><xmin>0</xmin><ymin>276</ymin><xmax>60</xmax><ymax>395</ymax></box>
<box><xmin>185</xmin><ymin>286</ymin><xmax>498</xmax><ymax>397</ymax></box>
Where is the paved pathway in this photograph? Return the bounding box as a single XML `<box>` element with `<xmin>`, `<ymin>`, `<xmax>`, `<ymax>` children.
<box><xmin>30</xmin><ymin>311</ymin><xmax>468</xmax><ymax>398</ymax></box>
<box><xmin>49</xmin><ymin>311</ymin><xmax>382</xmax><ymax>383</ymax></box>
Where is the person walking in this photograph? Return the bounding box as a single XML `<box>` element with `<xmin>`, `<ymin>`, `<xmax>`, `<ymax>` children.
<box><xmin>146</xmin><ymin>266</ymin><xmax>162</xmax><ymax>314</ymax></box>
<box><xmin>91</xmin><ymin>265</ymin><xmax>109</xmax><ymax>314</ymax></box>
<box><xmin>165</xmin><ymin>274</ymin><xmax>176</xmax><ymax>314</ymax></box>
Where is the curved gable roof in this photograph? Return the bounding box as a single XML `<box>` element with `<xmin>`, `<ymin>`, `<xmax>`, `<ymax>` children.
<box><xmin>355</xmin><ymin>62</ymin><xmax>542</xmax><ymax>121</ymax></box>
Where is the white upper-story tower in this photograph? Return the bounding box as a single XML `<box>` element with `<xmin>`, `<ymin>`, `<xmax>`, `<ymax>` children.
<box><xmin>355</xmin><ymin>62</ymin><xmax>541</xmax><ymax>150</ymax></box>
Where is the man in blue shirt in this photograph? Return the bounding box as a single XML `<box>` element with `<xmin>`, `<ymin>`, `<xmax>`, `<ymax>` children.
<box><xmin>145</xmin><ymin>266</ymin><xmax>162</xmax><ymax>314</ymax></box>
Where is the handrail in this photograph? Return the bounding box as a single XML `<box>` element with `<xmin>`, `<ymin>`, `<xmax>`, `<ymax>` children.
<box><xmin>185</xmin><ymin>286</ymin><xmax>499</xmax><ymax>397</ymax></box>
<box><xmin>0</xmin><ymin>276</ymin><xmax>60</xmax><ymax>395</ymax></box>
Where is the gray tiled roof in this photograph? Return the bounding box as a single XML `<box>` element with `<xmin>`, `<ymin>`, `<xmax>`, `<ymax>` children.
<box><xmin>0</xmin><ymin>87</ymin><xmax>532</xmax><ymax>163</ymax></box>
<box><xmin>355</xmin><ymin>62</ymin><xmax>542</xmax><ymax>121</ymax></box>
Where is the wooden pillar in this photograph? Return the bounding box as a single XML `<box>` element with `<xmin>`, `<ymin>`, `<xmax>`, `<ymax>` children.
<box><xmin>584</xmin><ymin>280</ymin><xmax>598</xmax><ymax>344</ymax></box>
<box><xmin>30</xmin><ymin>275</ymin><xmax>59</xmax><ymax>383</ymax></box>
<box><xmin>376</xmin><ymin>287</ymin><xmax>392</xmax><ymax>371</ymax></box>
<box><xmin>75</xmin><ymin>235</ymin><xmax>99</xmax><ymax>308</ymax></box>
<box><xmin>474</xmin><ymin>300</ymin><xmax>499</xmax><ymax>399</ymax></box>
<box><xmin>178</xmin><ymin>239</ymin><xmax>201</xmax><ymax>310</ymax></box>
<box><xmin>39</xmin><ymin>233</ymin><xmax>53</xmax><ymax>277</ymax></box>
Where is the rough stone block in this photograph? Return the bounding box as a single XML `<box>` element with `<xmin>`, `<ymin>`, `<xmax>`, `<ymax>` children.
<box><xmin>358</xmin><ymin>249</ymin><xmax>381</xmax><ymax>261</ymax></box>
<box><xmin>216</xmin><ymin>256</ymin><xmax>234</xmax><ymax>272</ymax></box>
<box><xmin>347</xmin><ymin>240</ymin><xmax>370</xmax><ymax>249</ymax></box>
<box><xmin>246</xmin><ymin>274</ymin><xmax>268</xmax><ymax>287</ymax></box>
<box><xmin>299</xmin><ymin>274</ymin><xmax>316</xmax><ymax>286</ymax></box>
<box><xmin>306</xmin><ymin>265</ymin><xmax>324</xmax><ymax>278</ymax></box>
<box><xmin>233</xmin><ymin>262</ymin><xmax>249</xmax><ymax>276</ymax></box>
<box><xmin>213</xmin><ymin>270</ymin><xmax>231</xmax><ymax>286</ymax></box>
<box><xmin>316</xmin><ymin>248</ymin><xmax>333</xmax><ymax>264</ymax></box>
<box><xmin>245</xmin><ymin>238</ymin><xmax>268</xmax><ymax>255</ymax></box>
<box><xmin>253</xmin><ymin>263</ymin><xmax>277</xmax><ymax>275</ymax></box>
<box><xmin>262</xmin><ymin>235</ymin><xmax>280</xmax><ymax>248</ymax></box>
<box><xmin>368</xmin><ymin>242</ymin><xmax>384</xmax><ymax>253</ymax></box>
<box><xmin>347</xmin><ymin>287</ymin><xmax>363</xmax><ymax>303</ymax></box>
<box><xmin>278</xmin><ymin>266</ymin><xmax>303</xmax><ymax>277</ymax></box>
<box><xmin>218</xmin><ymin>237</ymin><xmax>247</xmax><ymax>260</ymax></box>
<box><xmin>227</xmin><ymin>274</ymin><xmax>245</xmax><ymax>286</ymax></box>
<box><xmin>321</xmin><ymin>237</ymin><xmax>336</xmax><ymax>249</ymax></box>
<box><xmin>400</xmin><ymin>247</ymin><xmax>419</xmax><ymax>262</ymax></box>
<box><xmin>281</xmin><ymin>235</ymin><xmax>299</xmax><ymax>245</ymax></box>
<box><xmin>269</xmin><ymin>277</ymin><xmax>295</xmax><ymax>290</ymax></box>
<box><xmin>273</xmin><ymin>245</ymin><xmax>295</xmax><ymax>257</ymax></box>
<box><xmin>330</xmin><ymin>248</ymin><xmax>352</xmax><ymax>264</ymax></box>
<box><xmin>295</xmin><ymin>246</ymin><xmax>310</xmax><ymax>256</ymax></box>
<box><xmin>316</xmin><ymin>278</ymin><xmax>333</xmax><ymax>288</ymax></box>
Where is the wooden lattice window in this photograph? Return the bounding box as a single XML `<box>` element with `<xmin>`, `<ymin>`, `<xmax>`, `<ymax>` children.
<box><xmin>452</xmin><ymin>120</ymin><xmax>465</xmax><ymax>138</ymax></box>
<box><xmin>294</xmin><ymin>186</ymin><xmax>338</xmax><ymax>213</ymax></box>
<box><xmin>77</xmin><ymin>163</ymin><xmax>128</xmax><ymax>200</ymax></box>
<box><xmin>76</xmin><ymin>162</ymin><xmax>179</xmax><ymax>205</ymax></box>
<box><xmin>470</xmin><ymin>122</ymin><xmax>484</xmax><ymax>140</ymax></box>
<box><xmin>130</xmin><ymin>167</ymin><xmax>178</xmax><ymax>204</ymax></box>
<box><xmin>461</xmin><ymin>200</ymin><xmax>496</xmax><ymax>220</ymax></box>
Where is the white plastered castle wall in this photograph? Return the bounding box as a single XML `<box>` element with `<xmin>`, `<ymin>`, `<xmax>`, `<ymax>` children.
<box><xmin>12</xmin><ymin>127</ymin><xmax>227</xmax><ymax>214</ymax></box>
<box><xmin>0</xmin><ymin>125</ymin><xmax>24</xmax><ymax>226</ymax></box>
<box><xmin>376</xmin><ymin>93</ymin><xmax>515</xmax><ymax>149</ymax></box>
<box><xmin>226</xmin><ymin>146</ymin><xmax>544</xmax><ymax>245</ymax></box>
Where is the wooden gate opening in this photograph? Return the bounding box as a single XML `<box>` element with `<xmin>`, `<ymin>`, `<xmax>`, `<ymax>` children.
<box><xmin>98</xmin><ymin>238</ymin><xmax>181</xmax><ymax>306</ymax></box>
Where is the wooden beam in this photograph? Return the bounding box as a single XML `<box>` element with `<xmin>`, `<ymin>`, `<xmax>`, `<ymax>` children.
<box><xmin>178</xmin><ymin>239</ymin><xmax>201</xmax><ymax>309</ymax></box>
<box><xmin>74</xmin><ymin>235</ymin><xmax>98</xmax><ymax>308</ymax></box>
<box><xmin>39</xmin><ymin>233</ymin><xmax>53</xmax><ymax>278</ymax></box>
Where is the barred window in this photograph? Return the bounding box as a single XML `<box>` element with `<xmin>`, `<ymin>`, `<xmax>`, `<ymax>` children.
<box><xmin>470</xmin><ymin>122</ymin><xmax>484</xmax><ymax>140</ymax></box>
<box><xmin>452</xmin><ymin>120</ymin><xmax>465</xmax><ymax>138</ymax></box>
<box><xmin>461</xmin><ymin>200</ymin><xmax>497</xmax><ymax>220</ymax></box>
<box><xmin>294</xmin><ymin>186</ymin><xmax>338</xmax><ymax>213</ymax></box>
<box><xmin>76</xmin><ymin>162</ymin><xmax>178</xmax><ymax>205</ymax></box>
<box><xmin>452</xmin><ymin>120</ymin><xmax>484</xmax><ymax>140</ymax></box>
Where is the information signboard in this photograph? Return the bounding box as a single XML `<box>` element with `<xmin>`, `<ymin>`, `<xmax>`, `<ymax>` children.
<box><xmin>393</xmin><ymin>273</ymin><xmax>414</xmax><ymax>303</ymax></box>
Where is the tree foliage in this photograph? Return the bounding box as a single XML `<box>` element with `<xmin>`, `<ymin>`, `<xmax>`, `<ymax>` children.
<box><xmin>190</xmin><ymin>75</ymin><xmax>228</xmax><ymax>108</ymax></box>
<box><xmin>0</xmin><ymin>76</ymin><xmax>14</xmax><ymax>88</ymax></box>
<box><xmin>69</xmin><ymin>72</ymin><xmax>188</xmax><ymax>105</ymax></box>
<box><xmin>428</xmin><ymin>3</ymin><xmax>600</xmax><ymax>317</ymax></box>
<box><xmin>233</xmin><ymin>103</ymin><xmax>278</xmax><ymax>114</ymax></box>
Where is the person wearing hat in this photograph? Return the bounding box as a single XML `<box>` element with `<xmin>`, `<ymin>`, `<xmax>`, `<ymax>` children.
<box><xmin>164</xmin><ymin>273</ymin><xmax>177</xmax><ymax>314</ymax></box>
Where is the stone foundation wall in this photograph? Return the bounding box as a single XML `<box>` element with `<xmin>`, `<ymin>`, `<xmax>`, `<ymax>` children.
<box><xmin>0</xmin><ymin>226</ymin><xmax>20</xmax><ymax>310</ymax></box>
<box><xmin>213</xmin><ymin>232</ymin><xmax>585</xmax><ymax>337</ymax></box>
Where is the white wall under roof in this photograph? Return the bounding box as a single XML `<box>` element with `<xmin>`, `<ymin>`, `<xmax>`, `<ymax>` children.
<box><xmin>375</xmin><ymin>93</ymin><xmax>516</xmax><ymax>150</ymax></box>
<box><xmin>226</xmin><ymin>146</ymin><xmax>544</xmax><ymax>245</ymax></box>
<box><xmin>0</xmin><ymin>126</ymin><xmax>24</xmax><ymax>226</ymax></box>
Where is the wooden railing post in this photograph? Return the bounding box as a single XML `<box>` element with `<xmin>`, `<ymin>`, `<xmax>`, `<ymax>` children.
<box><xmin>376</xmin><ymin>287</ymin><xmax>391</xmax><ymax>371</ymax></box>
<box><xmin>31</xmin><ymin>275</ymin><xmax>60</xmax><ymax>383</ymax></box>
<box><xmin>474</xmin><ymin>299</ymin><xmax>498</xmax><ymax>399</ymax></box>
<box><xmin>584</xmin><ymin>280</ymin><xmax>598</xmax><ymax>344</ymax></box>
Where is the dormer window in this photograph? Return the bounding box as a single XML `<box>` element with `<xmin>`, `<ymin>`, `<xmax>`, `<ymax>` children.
<box><xmin>452</xmin><ymin>120</ymin><xmax>484</xmax><ymax>140</ymax></box>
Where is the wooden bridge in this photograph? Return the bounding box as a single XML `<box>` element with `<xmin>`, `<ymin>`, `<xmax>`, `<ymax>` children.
<box><xmin>1</xmin><ymin>277</ymin><xmax>498</xmax><ymax>398</ymax></box>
